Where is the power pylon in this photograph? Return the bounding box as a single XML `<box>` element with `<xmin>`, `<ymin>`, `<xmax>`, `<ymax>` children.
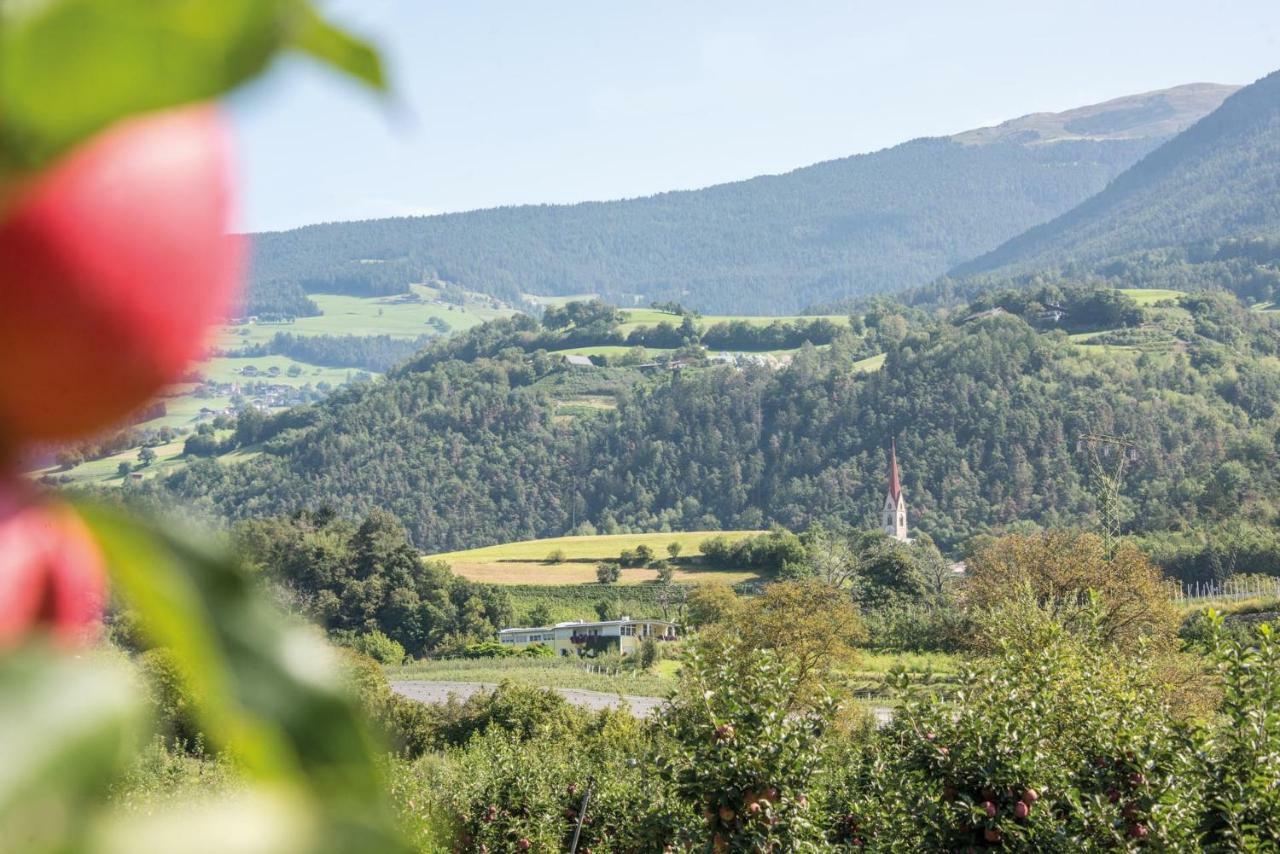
<box><xmin>1076</xmin><ymin>432</ymin><xmax>1138</xmax><ymax>557</ymax></box>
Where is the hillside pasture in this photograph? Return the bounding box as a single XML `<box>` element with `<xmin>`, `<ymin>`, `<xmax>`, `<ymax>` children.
<box><xmin>1117</xmin><ymin>287</ymin><xmax>1185</xmax><ymax>305</ymax></box>
<box><xmin>429</xmin><ymin>530</ymin><xmax>765</xmax><ymax>586</ymax></box>
<box><xmin>218</xmin><ymin>284</ymin><xmax>510</xmax><ymax>348</ymax></box>
<box><xmin>616</xmin><ymin>308</ymin><xmax>852</xmax><ymax>335</ymax></box>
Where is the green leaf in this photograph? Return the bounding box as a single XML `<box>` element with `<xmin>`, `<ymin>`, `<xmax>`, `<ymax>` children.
<box><xmin>79</xmin><ymin>504</ymin><xmax>409</xmax><ymax>853</ymax></box>
<box><xmin>0</xmin><ymin>0</ymin><xmax>384</xmax><ymax>171</ymax></box>
<box><xmin>0</xmin><ymin>648</ymin><xmax>146</xmax><ymax>853</ymax></box>
<box><xmin>290</xmin><ymin>5</ymin><xmax>387</xmax><ymax>92</ymax></box>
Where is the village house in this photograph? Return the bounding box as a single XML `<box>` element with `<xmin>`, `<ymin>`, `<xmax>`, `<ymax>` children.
<box><xmin>498</xmin><ymin>617</ymin><xmax>677</xmax><ymax>656</ymax></box>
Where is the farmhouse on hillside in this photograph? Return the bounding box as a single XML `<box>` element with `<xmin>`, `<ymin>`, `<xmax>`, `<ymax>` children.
<box><xmin>499</xmin><ymin>617</ymin><xmax>677</xmax><ymax>656</ymax></box>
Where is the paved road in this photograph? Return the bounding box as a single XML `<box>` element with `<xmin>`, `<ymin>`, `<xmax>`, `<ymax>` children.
<box><xmin>391</xmin><ymin>680</ymin><xmax>894</xmax><ymax>725</ymax></box>
<box><xmin>391</xmin><ymin>680</ymin><xmax>667</xmax><ymax>717</ymax></box>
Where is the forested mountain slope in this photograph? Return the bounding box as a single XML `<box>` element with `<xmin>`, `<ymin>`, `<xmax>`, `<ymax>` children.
<box><xmin>248</xmin><ymin>86</ymin><xmax>1232</xmax><ymax>315</ymax></box>
<box><xmin>953</xmin><ymin>71</ymin><xmax>1280</xmax><ymax>287</ymax></box>
<box><xmin>141</xmin><ymin>293</ymin><xmax>1280</xmax><ymax>554</ymax></box>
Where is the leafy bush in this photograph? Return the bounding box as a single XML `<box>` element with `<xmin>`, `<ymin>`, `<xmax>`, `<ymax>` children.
<box><xmin>352</xmin><ymin>630</ymin><xmax>406</xmax><ymax>666</ymax></box>
<box><xmin>655</xmin><ymin>642</ymin><xmax>834</xmax><ymax>850</ymax></box>
<box><xmin>596</xmin><ymin>561</ymin><xmax>621</xmax><ymax>584</ymax></box>
<box><xmin>864</xmin><ymin>597</ymin><xmax>1205</xmax><ymax>850</ymax></box>
<box><xmin>136</xmin><ymin>649</ymin><xmax>204</xmax><ymax>753</ymax></box>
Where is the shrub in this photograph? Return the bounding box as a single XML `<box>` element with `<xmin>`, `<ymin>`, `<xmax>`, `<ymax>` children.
<box><xmin>636</xmin><ymin>637</ymin><xmax>660</xmax><ymax>671</ymax></box>
<box><xmin>596</xmin><ymin>562</ymin><xmax>621</xmax><ymax>584</ymax></box>
<box><xmin>352</xmin><ymin>629</ymin><xmax>406</xmax><ymax>665</ymax></box>
<box><xmin>1199</xmin><ymin>615</ymin><xmax>1280</xmax><ymax>845</ymax></box>
<box><xmin>136</xmin><ymin>649</ymin><xmax>204</xmax><ymax>753</ymax></box>
<box><xmin>655</xmin><ymin>642</ymin><xmax>834</xmax><ymax>850</ymax></box>
<box><xmin>654</xmin><ymin>560</ymin><xmax>675</xmax><ymax>584</ymax></box>
<box><xmin>544</xmin><ymin>548</ymin><xmax>567</xmax><ymax>564</ymax></box>
<box><xmin>854</xmin><ymin>595</ymin><xmax>1205</xmax><ymax>850</ymax></box>
<box><xmin>966</xmin><ymin>531</ymin><xmax>1180</xmax><ymax>652</ymax></box>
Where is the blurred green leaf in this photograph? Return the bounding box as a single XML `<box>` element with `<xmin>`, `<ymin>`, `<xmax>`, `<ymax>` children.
<box><xmin>0</xmin><ymin>649</ymin><xmax>146</xmax><ymax>853</ymax></box>
<box><xmin>79</xmin><ymin>505</ymin><xmax>409</xmax><ymax>853</ymax></box>
<box><xmin>0</xmin><ymin>0</ymin><xmax>384</xmax><ymax>171</ymax></box>
<box><xmin>91</xmin><ymin>786</ymin><xmax>320</xmax><ymax>854</ymax></box>
<box><xmin>291</xmin><ymin>5</ymin><xmax>387</xmax><ymax>92</ymax></box>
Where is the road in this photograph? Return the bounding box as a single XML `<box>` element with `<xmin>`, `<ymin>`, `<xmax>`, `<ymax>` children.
<box><xmin>391</xmin><ymin>680</ymin><xmax>894</xmax><ymax>725</ymax></box>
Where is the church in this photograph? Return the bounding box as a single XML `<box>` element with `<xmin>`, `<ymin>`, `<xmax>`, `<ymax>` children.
<box><xmin>881</xmin><ymin>440</ymin><xmax>909</xmax><ymax>542</ymax></box>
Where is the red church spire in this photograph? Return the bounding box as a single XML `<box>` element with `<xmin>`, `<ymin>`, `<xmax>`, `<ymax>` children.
<box><xmin>887</xmin><ymin>440</ymin><xmax>902</xmax><ymax>502</ymax></box>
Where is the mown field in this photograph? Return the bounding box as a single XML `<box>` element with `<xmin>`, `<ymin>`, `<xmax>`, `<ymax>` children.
<box><xmin>428</xmin><ymin>531</ymin><xmax>765</xmax><ymax>585</ymax></box>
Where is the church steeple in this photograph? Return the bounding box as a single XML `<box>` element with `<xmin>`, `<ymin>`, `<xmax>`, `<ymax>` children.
<box><xmin>882</xmin><ymin>441</ymin><xmax>908</xmax><ymax>541</ymax></box>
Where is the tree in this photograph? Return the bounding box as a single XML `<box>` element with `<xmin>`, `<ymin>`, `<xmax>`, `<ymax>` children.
<box><xmin>526</xmin><ymin>603</ymin><xmax>554</xmax><ymax>628</ymax></box>
<box><xmin>655</xmin><ymin>561</ymin><xmax>675</xmax><ymax>584</ymax></box>
<box><xmin>667</xmin><ymin>541</ymin><xmax>682</xmax><ymax>559</ymax></box>
<box><xmin>702</xmin><ymin>580</ymin><xmax>865</xmax><ymax>709</ymax></box>
<box><xmin>117</xmin><ymin>461</ymin><xmax>132</xmax><ymax>477</ymax></box>
<box><xmin>637</xmin><ymin>637</ymin><xmax>659</xmax><ymax>671</ymax></box>
<box><xmin>137</xmin><ymin>445</ymin><xmax>156</xmax><ymax>466</ymax></box>
<box><xmin>596</xmin><ymin>562</ymin><xmax>621</xmax><ymax>584</ymax></box>
<box><xmin>685</xmin><ymin>583</ymin><xmax>739</xmax><ymax>628</ymax></box>
<box><xmin>965</xmin><ymin>530</ymin><xmax>1179</xmax><ymax>652</ymax></box>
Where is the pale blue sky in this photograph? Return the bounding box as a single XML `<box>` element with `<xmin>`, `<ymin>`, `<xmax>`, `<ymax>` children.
<box><xmin>230</xmin><ymin>1</ymin><xmax>1280</xmax><ymax>233</ymax></box>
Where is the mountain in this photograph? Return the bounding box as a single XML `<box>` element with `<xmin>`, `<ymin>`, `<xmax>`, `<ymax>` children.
<box><xmin>248</xmin><ymin>85</ymin><xmax>1234</xmax><ymax>315</ymax></box>
<box><xmin>952</xmin><ymin>73</ymin><xmax>1280</xmax><ymax>285</ymax></box>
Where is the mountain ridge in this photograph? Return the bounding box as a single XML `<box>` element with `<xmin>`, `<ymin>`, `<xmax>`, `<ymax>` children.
<box><xmin>249</xmin><ymin>84</ymin><xmax>1234</xmax><ymax>315</ymax></box>
<box><xmin>951</xmin><ymin>71</ymin><xmax>1280</xmax><ymax>283</ymax></box>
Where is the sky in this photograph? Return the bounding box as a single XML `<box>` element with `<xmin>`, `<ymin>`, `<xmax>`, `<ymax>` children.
<box><xmin>231</xmin><ymin>0</ymin><xmax>1280</xmax><ymax>233</ymax></box>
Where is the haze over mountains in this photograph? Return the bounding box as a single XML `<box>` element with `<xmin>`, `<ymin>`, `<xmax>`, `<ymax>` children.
<box><xmin>250</xmin><ymin>83</ymin><xmax>1235</xmax><ymax>315</ymax></box>
<box><xmin>953</xmin><ymin>72</ymin><xmax>1280</xmax><ymax>289</ymax></box>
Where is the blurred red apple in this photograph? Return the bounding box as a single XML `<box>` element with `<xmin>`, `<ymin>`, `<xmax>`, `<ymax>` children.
<box><xmin>0</xmin><ymin>482</ymin><xmax>105</xmax><ymax>646</ymax></box>
<box><xmin>0</xmin><ymin>105</ymin><xmax>242</xmax><ymax>443</ymax></box>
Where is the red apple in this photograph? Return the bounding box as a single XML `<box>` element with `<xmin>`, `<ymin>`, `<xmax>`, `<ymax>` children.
<box><xmin>1013</xmin><ymin>801</ymin><xmax>1029</xmax><ymax>820</ymax></box>
<box><xmin>981</xmin><ymin>801</ymin><xmax>997</xmax><ymax>818</ymax></box>
<box><xmin>984</xmin><ymin>828</ymin><xmax>1002</xmax><ymax>843</ymax></box>
<box><xmin>0</xmin><ymin>105</ymin><xmax>243</xmax><ymax>443</ymax></box>
<box><xmin>1020</xmin><ymin>789</ymin><xmax>1039</xmax><ymax>805</ymax></box>
<box><xmin>0</xmin><ymin>481</ymin><xmax>105</xmax><ymax>646</ymax></box>
<box><xmin>1129</xmin><ymin>823</ymin><xmax>1148</xmax><ymax>839</ymax></box>
<box><xmin>516</xmin><ymin>839</ymin><xmax>531</xmax><ymax>851</ymax></box>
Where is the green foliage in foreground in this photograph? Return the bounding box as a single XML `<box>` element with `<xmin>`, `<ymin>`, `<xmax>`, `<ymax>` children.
<box><xmin>377</xmin><ymin>604</ymin><xmax>1280</xmax><ymax>852</ymax></box>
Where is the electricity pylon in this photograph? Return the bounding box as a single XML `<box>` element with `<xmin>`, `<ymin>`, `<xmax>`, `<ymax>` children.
<box><xmin>1076</xmin><ymin>432</ymin><xmax>1138</xmax><ymax>557</ymax></box>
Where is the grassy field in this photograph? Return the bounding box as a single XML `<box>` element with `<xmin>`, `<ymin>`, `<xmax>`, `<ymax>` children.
<box><xmin>35</xmin><ymin>434</ymin><xmax>261</xmax><ymax>487</ymax></box>
<box><xmin>198</xmin><ymin>354</ymin><xmax>358</xmax><ymax>386</ymax></box>
<box><xmin>217</xmin><ymin>285</ymin><xmax>510</xmax><ymax>348</ymax></box>
<box><xmin>616</xmin><ymin>308</ymin><xmax>852</xmax><ymax>335</ymax></box>
<box><xmin>387</xmin><ymin>656</ymin><xmax>677</xmax><ymax>697</ymax></box>
<box><xmin>522</xmin><ymin>293</ymin><xmax>600</xmax><ymax>307</ymax></box>
<box><xmin>851</xmin><ymin>352</ymin><xmax>886</xmax><ymax>373</ymax></box>
<box><xmin>430</xmin><ymin>531</ymin><xmax>765</xmax><ymax>586</ymax></box>
<box><xmin>1117</xmin><ymin>288</ymin><xmax>1185</xmax><ymax>305</ymax></box>
<box><xmin>553</xmin><ymin>345</ymin><xmax>676</xmax><ymax>358</ymax></box>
